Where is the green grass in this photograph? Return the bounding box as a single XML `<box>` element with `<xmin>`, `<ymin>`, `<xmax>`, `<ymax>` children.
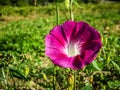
<box><xmin>0</xmin><ymin>3</ymin><xmax>120</xmax><ymax>89</ymax></box>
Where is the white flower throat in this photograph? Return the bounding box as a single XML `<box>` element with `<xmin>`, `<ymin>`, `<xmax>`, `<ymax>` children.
<box><xmin>65</xmin><ymin>42</ymin><xmax>80</xmax><ymax>57</ymax></box>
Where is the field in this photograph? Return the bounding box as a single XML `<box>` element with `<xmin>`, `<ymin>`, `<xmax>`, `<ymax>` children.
<box><xmin>0</xmin><ymin>2</ymin><xmax>120</xmax><ymax>90</ymax></box>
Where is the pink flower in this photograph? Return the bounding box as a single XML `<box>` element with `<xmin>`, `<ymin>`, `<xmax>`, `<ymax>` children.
<box><xmin>45</xmin><ymin>21</ymin><xmax>102</xmax><ymax>70</ymax></box>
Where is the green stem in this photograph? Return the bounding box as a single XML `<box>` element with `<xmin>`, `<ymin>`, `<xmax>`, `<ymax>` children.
<box><xmin>55</xmin><ymin>0</ymin><xmax>59</xmax><ymax>25</ymax></box>
<box><xmin>69</xmin><ymin>0</ymin><xmax>74</xmax><ymax>21</ymax></box>
<box><xmin>74</xmin><ymin>70</ymin><xmax>76</xmax><ymax>90</ymax></box>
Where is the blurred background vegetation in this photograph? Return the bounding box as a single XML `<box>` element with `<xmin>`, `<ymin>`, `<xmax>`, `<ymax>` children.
<box><xmin>0</xmin><ymin>0</ymin><xmax>120</xmax><ymax>6</ymax></box>
<box><xmin>0</xmin><ymin>0</ymin><xmax>120</xmax><ymax>90</ymax></box>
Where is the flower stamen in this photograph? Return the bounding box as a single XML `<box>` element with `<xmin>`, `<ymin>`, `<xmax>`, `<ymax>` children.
<box><xmin>66</xmin><ymin>42</ymin><xmax>80</xmax><ymax>57</ymax></box>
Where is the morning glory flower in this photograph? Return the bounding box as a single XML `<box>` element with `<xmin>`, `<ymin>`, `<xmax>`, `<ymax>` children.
<box><xmin>45</xmin><ymin>21</ymin><xmax>102</xmax><ymax>70</ymax></box>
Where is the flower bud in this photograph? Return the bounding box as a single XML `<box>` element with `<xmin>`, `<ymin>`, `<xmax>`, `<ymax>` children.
<box><xmin>89</xmin><ymin>76</ymin><xmax>93</xmax><ymax>84</ymax></box>
<box><xmin>24</xmin><ymin>67</ymin><xmax>29</xmax><ymax>77</ymax></box>
<box><xmin>68</xmin><ymin>74</ymin><xmax>74</xmax><ymax>85</ymax></box>
<box><xmin>65</xmin><ymin>0</ymin><xmax>70</xmax><ymax>9</ymax></box>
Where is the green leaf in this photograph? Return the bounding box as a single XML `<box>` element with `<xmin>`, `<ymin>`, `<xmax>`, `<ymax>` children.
<box><xmin>92</xmin><ymin>60</ymin><xmax>101</xmax><ymax>71</ymax></box>
<box><xmin>9</xmin><ymin>67</ymin><xmax>27</xmax><ymax>80</ymax></box>
<box><xmin>111</xmin><ymin>61</ymin><xmax>120</xmax><ymax>71</ymax></box>
<box><xmin>107</xmin><ymin>80</ymin><xmax>120</xmax><ymax>89</ymax></box>
<box><xmin>81</xmin><ymin>85</ymin><xmax>93</xmax><ymax>90</ymax></box>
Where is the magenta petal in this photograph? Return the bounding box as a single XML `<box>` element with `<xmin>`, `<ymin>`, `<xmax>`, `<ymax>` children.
<box><xmin>71</xmin><ymin>21</ymin><xmax>101</xmax><ymax>43</ymax></box>
<box><xmin>49</xmin><ymin>25</ymin><xmax>67</xmax><ymax>47</ymax></box>
<box><xmin>62</xmin><ymin>21</ymin><xmax>77</xmax><ymax>41</ymax></box>
<box><xmin>49</xmin><ymin>21</ymin><xmax>77</xmax><ymax>44</ymax></box>
<box><xmin>45</xmin><ymin>34</ymin><xmax>67</xmax><ymax>60</ymax></box>
<box><xmin>72</xmin><ymin>56</ymin><xmax>85</xmax><ymax>69</ymax></box>
<box><xmin>45</xmin><ymin>20</ymin><xmax>102</xmax><ymax>70</ymax></box>
<box><xmin>81</xmin><ymin>40</ymin><xmax>102</xmax><ymax>64</ymax></box>
<box><xmin>52</xmin><ymin>57</ymin><xmax>74</xmax><ymax>68</ymax></box>
<box><xmin>52</xmin><ymin>56</ymin><xmax>84</xmax><ymax>70</ymax></box>
<box><xmin>70</xmin><ymin>21</ymin><xmax>89</xmax><ymax>42</ymax></box>
<box><xmin>45</xmin><ymin>46</ymin><xmax>66</xmax><ymax>59</ymax></box>
<box><xmin>45</xmin><ymin>34</ymin><xmax>65</xmax><ymax>49</ymax></box>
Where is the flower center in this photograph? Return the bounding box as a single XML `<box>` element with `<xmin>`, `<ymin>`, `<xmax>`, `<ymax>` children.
<box><xmin>66</xmin><ymin>43</ymin><xmax>80</xmax><ymax>57</ymax></box>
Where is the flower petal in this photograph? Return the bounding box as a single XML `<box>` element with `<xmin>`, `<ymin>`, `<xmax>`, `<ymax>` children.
<box><xmin>49</xmin><ymin>25</ymin><xmax>67</xmax><ymax>47</ymax></box>
<box><xmin>45</xmin><ymin>34</ymin><xmax>64</xmax><ymax>49</ymax></box>
<box><xmin>46</xmin><ymin>47</ymin><xmax>67</xmax><ymax>60</ymax></box>
<box><xmin>70</xmin><ymin>21</ymin><xmax>89</xmax><ymax>42</ymax></box>
<box><xmin>62</xmin><ymin>21</ymin><xmax>77</xmax><ymax>41</ymax></box>
<box><xmin>45</xmin><ymin>20</ymin><xmax>102</xmax><ymax>70</ymax></box>
<box><xmin>45</xmin><ymin>34</ymin><xmax>67</xmax><ymax>60</ymax></box>
<box><xmin>70</xmin><ymin>21</ymin><xmax>101</xmax><ymax>43</ymax></box>
<box><xmin>81</xmin><ymin>40</ymin><xmax>102</xmax><ymax>64</ymax></box>
<box><xmin>52</xmin><ymin>56</ymin><xmax>85</xmax><ymax>70</ymax></box>
<box><xmin>72</xmin><ymin>55</ymin><xmax>85</xmax><ymax>69</ymax></box>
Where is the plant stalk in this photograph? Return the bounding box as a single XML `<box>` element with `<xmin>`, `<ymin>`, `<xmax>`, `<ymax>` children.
<box><xmin>55</xmin><ymin>0</ymin><xmax>59</xmax><ymax>25</ymax></box>
<box><xmin>74</xmin><ymin>70</ymin><xmax>76</xmax><ymax>90</ymax></box>
<box><xmin>69</xmin><ymin>0</ymin><xmax>74</xmax><ymax>21</ymax></box>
